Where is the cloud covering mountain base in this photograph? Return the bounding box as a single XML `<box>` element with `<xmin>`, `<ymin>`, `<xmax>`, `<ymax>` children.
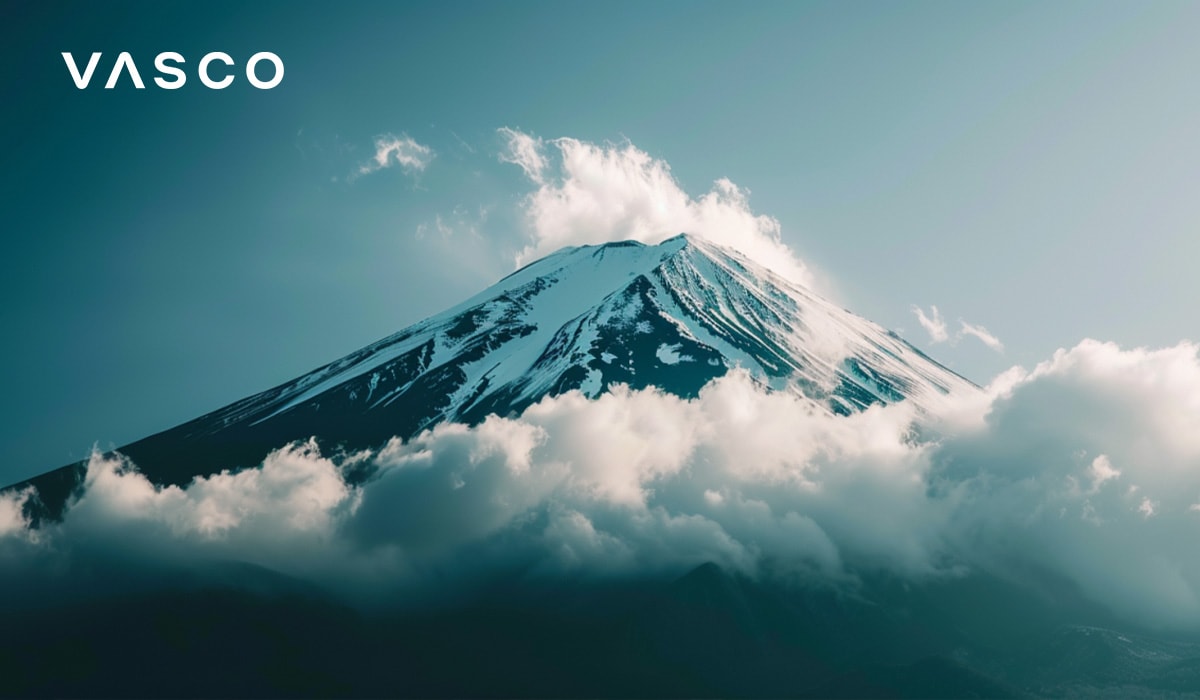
<box><xmin>4</xmin><ymin>339</ymin><xmax>1200</xmax><ymax>635</ymax></box>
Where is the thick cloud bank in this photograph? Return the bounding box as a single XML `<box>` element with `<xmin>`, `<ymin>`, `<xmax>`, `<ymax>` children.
<box><xmin>4</xmin><ymin>341</ymin><xmax>1200</xmax><ymax>630</ymax></box>
<box><xmin>498</xmin><ymin>128</ymin><xmax>812</xmax><ymax>287</ymax></box>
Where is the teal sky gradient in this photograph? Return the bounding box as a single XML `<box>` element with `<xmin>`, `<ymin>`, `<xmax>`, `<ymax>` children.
<box><xmin>2</xmin><ymin>0</ymin><xmax>1199</xmax><ymax>483</ymax></box>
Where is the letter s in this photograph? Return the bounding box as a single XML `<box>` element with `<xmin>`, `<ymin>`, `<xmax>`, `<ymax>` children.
<box><xmin>154</xmin><ymin>52</ymin><xmax>186</xmax><ymax>89</ymax></box>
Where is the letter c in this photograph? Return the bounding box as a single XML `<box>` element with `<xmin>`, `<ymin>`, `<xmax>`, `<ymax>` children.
<box><xmin>199</xmin><ymin>52</ymin><xmax>234</xmax><ymax>89</ymax></box>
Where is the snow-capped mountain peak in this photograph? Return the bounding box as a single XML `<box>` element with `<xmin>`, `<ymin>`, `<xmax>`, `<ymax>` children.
<box><xmin>13</xmin><ymin>234</ymin><xmax>974</xmax><ymax>510</ymax></box>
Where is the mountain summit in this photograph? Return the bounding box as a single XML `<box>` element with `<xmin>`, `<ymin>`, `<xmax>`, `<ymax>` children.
<box><xmin>15</xmin><ymin>234</ymin><xmax>973</xmax><ymax>515</ymax></box>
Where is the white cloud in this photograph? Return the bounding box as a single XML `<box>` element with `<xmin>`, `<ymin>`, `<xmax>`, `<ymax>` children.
<box><xmin>930</xmin><ymin>339</ymin><xmax>1200</xmax><ymax>627</ymax></box>
<box><xmin>1087</xmin><ymin>454</ymin><xmax>1120</xmax><ymax>494</ymax></box>
<box><xmin>959</xmin><ymin>320</ymin><xmax>1005</xmax><ymax>352</ymax></box>
<box><xmin>354</xmin><ymin>133</ymin><xmax>433</xmax><ymax>179</ymax></box>
<box><xmin>911</xmin><ymin>305</ymin><xmax>1004</xmax><ymax>353</ymax></box>
<box><xmin>911</xmin><ymin>305</ymin><xmax>949</xmax><ymax>343</ymax></box>
<box><xmin>0</xmin><ymin>487</ymin><xmax>32</xmax><ymax>539</ymax></box>
<box><xmin>497</xmin><ymin>129</ymin><xmax>813</xmax><ymax>287</ymax></box>
<box><xmin>5</xmin><ymin>340</ymin><xmax>1200</xmax><ymax>630</ymax></box>
<box><xmin>0</xmin><ymin>371</ymin><xmax>932</xmax><ymax>599</ymax></box>
<box><xmin>498</xmin><ymin>127</ymin><xmax>547</xmax><ymax>184</ymax></box>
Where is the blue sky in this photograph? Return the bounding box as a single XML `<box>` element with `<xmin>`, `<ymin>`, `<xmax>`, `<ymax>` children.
<box><xmin>2</xmin><ymin>0</ymin><xmax>1199</xmax><ymax>484</ymax></box>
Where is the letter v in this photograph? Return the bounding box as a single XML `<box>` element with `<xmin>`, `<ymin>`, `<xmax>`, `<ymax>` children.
<box><xmin>63</xmin><ymin>52</ymin><xmax>102</xmax><ymax>89</ymax></box>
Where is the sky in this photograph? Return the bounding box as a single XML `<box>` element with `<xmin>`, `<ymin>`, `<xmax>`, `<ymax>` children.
<box><xmin>3</xmin><ymin>0</ymin><xmax>1200</xmax><ymax>485</ymax></box>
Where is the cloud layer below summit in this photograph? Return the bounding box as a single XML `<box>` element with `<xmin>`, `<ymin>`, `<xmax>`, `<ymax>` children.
<box><xmin>5</xmin><ymin>340</ymin><xmax>1200</xmax><ymax>630</ymax></box>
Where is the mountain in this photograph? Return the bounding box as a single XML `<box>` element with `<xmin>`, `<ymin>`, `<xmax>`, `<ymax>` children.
<box><xmin>12</xmin><ymin>234</ymin><xmax>1184</xmax><ymax>699</ymax></box>
<box><xmin>11</xmin><ymin>234</ymin><xmax>974</xmax><ymax>518</ymax></box>
<box><xmin>0</xmin><ymin>561</ymin><xmax>1022</xmax><ymax>699</ymax></box>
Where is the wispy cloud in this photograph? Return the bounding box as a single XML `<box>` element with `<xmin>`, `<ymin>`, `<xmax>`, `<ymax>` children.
<box><xmin>911</xmin><ymin>305</ymin><xmax>949</xmax><ymax>343</ymax></box>
<box><xmin>353</xmin><ymin>133</ymin><xmax>433</xmax><ymax>180</ymax></box>
<box><xmin>911</xmin><ymin>305</ymin><xmax>1004</xmax><ymax>353</ymax></box>
<box><xmin>958</xmin><ymin>320</ymin><xmax>1004</xmax><ymax>352</ymax></box>
<box><xmin>498</xmin><ymin>127</ymin><xmax>547</xmax><ymax>184</ymax></box>
<box><xmin>415</xmin><ymin>205</ymin><xmax>489</xmax><ymax>242</ymax></box>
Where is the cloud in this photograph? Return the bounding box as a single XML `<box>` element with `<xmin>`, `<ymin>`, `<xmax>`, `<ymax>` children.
<box><xmin>911</xmin><ymin>305</ymin><xmax>949</xmax><ymax>343</ymax></box>
<box><xmin>415</xmin><ymin>205</ymin><xmax>489</xmax><ymax>242</ymax></box>
<box><xmin>5</xmin><ymin>340</ymin><xmax>1200</xmax><ymax>630</ymax></box>
<box><xmin>0</xmin><ymin>372</ymin><xmax>927</xmax><ymax>604</ymax></box>
<box><xmin>354</xmin><ymin>133</ymin><xmax>433</xmax><ymax>179</ymax></box>
<box><xmin>68</xmin><ymin>439</ymin><xmax>353</xmax><ymax>542</ymax></box>
<box><xmin>0</xmin><ymin>487</ymin><xmax>32</xmax><ymax>539</ymax></box>
<box><xmin>498</xmin><ymin>127</ymin><xmax>547</xmax><ymax>184</ymax></box>
<box><xmin>959</xmin><ymin>320</ymin><xmax>1005</xmax><ymax>352</ymax></box>
<box><xmin>911</xmin><ymin>305</ymin><xmax>1005</xmax><ymax>353</ymax></box>
<box><xmin>930</xmin><ymin>339</ymin><xmax>1200</xmax><ymax>627</ymax></box>
<box><xmin>1086</xmin><ymin>454</ymin><xmax>1120</xmax><ymax>494</ymax></box>
<box><xmin>497</xmin><ymin>128</ymin><xmax>812</xmax><ymax>287</ymax></box>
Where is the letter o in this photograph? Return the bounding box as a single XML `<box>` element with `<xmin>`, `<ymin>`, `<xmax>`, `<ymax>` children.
<box><xmin>245</xmin><ymin>52</ymin><xmax>284</xmax><ymax>89</ymax></box>
<box><xmin>199</xmin><ymin>52</ymin><xmax>235</xmax><ymax>89</ymax></box>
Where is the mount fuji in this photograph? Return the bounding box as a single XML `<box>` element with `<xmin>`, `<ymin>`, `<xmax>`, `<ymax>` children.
<box><xmin>13</xmin><ymin>235</ymin><xmax>1191</xmax><ymax>700</ymax></box>
<box><xmin>12</xmin><ymin>234</ymin><xmax>973</xmax><ymax>518</ymax></box>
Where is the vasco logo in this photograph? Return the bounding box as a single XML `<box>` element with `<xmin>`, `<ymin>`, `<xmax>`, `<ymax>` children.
<box><xmin>62</xmin><ymin>52</ymin><xmax>284</xmax><ymax>90</ymax></box>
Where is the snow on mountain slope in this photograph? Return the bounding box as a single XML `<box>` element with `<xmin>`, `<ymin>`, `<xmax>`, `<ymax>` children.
<box><xmin>269</xmin><ymin>234</ymin><xmax>965</xmax><ymax>417</ymax></box>
<box><xmin>229</xmin><ymin>233</ymin><xmax>970</xmax><ymax>425</ymax></box>
<box><xmin>12</xmin><ymin>234</ymin><xmax>975</xmax><ymax>514</ymax></box>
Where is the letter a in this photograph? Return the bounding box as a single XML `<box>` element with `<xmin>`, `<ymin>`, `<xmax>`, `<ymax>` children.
<box><xmin>105</xmin><ymin>52</ymin><xmax>146</xmax><ymax>89</ymax></box>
